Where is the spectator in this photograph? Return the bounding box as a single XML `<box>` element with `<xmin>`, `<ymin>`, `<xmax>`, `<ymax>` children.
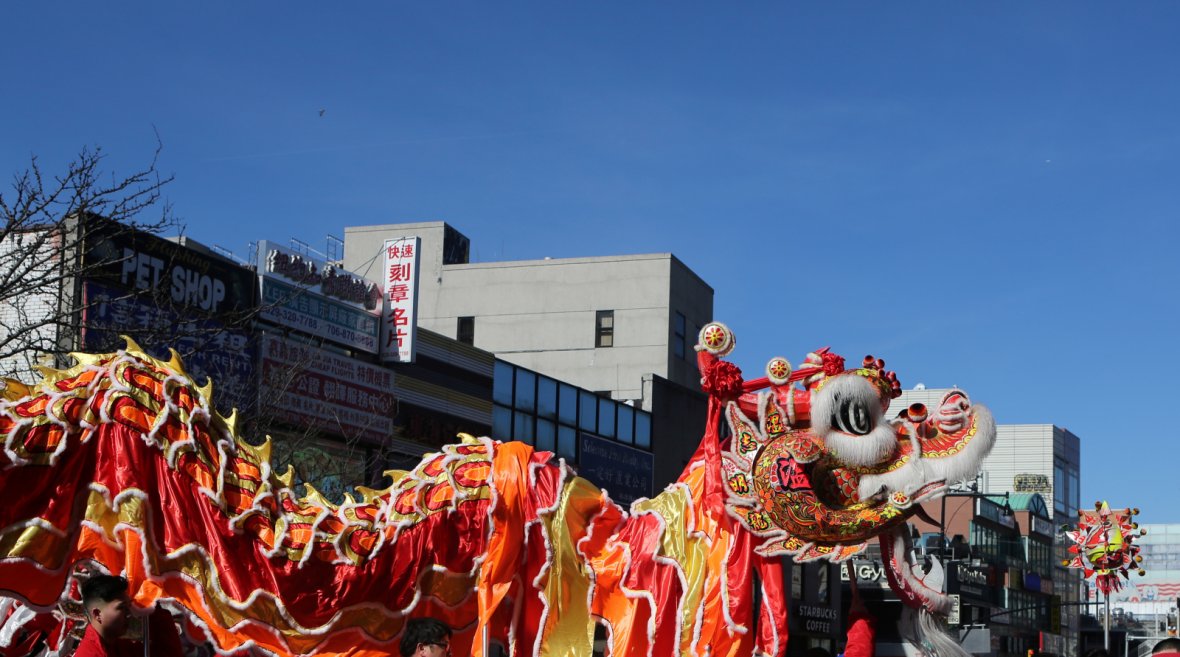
<box><xmin>1153</xmin><ymin>638</ymin><xmax>1180</xmax><ymax>656</ymax></box>
<box><xmin>399</xmin><ymin>617</ymin><xmax>453</xmax><ymax>657</ymax></box>
<box><xmin>74</xmin><ymin>575</ymin><xmax>182</xmax><ymax>657</ymax></box>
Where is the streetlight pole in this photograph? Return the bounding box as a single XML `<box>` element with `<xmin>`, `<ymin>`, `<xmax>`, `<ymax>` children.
<box><xmin>1105</xmin><ymin>589</ymin><xmax>1111</xmax><ymax>651</ymax></box>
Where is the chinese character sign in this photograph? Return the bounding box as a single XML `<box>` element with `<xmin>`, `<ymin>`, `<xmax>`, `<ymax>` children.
<box><xmin>382</xmin><ymin>237</ymin><xmax>420</xmax><ymax>363</ymax></box>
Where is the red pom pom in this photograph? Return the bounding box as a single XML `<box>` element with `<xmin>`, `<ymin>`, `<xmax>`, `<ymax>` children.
<box><xmin>701</xmin><ymin>360</ymin><xmax>745</xmax><ymax>399</ymax></box>
<box><xmin>821</xmin><ymin>352</ymin><xmax>845</xmax><ymax>376</ymax></box>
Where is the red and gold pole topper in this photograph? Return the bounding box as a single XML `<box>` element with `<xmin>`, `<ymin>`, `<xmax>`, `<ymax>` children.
<box><xmin>1063</xmin><ymin>501</ymin><xmax>1147</xmax><ymax>594</ymax></box>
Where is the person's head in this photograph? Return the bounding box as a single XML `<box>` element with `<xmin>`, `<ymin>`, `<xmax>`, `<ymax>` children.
<box><xmin>1085</xmin><ymin>649</ymin><xmax>1112</xmax><ymax>657</ymax></box>
<box><xmin>399</xmin><ymin>617</ymin><xmax>452</xmax><ymax>657</ymax></box>
<box><xmin>81</xmin><ymin>575</ymin><xmax>133</xmax><ymax>640</ymax></box>
<box><xmin>1153</xmin><ymin>638</ymin><xmax>1180</xmax><ymax>655</ymax></box>
<box><xmin>804</xmin><ymin>647</ymin><xmax>831</xmax><ymax>657</ymax></box>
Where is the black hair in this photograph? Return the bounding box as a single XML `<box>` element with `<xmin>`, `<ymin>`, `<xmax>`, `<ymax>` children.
<box><xmin>1085</xmin><ymin>649</ymin><xmax>1111</xmax><ymax>657</ymax></box>
<box><xmin>81</xmin><ymin>574</ymin><xmax>128</xmax><ymax>609</ymax></box>
<box><xmin>399</xmin><ymin>617</ymin><xmax>452</xmax><ymax>657</ymax></box>
<box><xmin>804</xmin><ymin>647</ymin><xmax>831</xmax><ymax>657</ymax></box>
<box><xmin>1154</xmin><ymin>638</ymin><xmax>1180</xmax><ymax>654</ymax></box>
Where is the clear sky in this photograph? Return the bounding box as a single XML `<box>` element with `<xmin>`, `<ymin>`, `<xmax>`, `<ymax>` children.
<box><xmin>4</xmin><ymin>3</ymin><xmax>1178</xmax><ymax>521</ymax></box>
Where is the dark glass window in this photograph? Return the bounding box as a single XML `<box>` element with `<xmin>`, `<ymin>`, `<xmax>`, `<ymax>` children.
<box><xmin>673</xmin><ymin>312</ymin><xmax>686</xmax><ymax>359</ymax></box>
<box><xmin>457</xmin><ymin>316</ymin><xmax>474</xmax><ymax>345</ymax></box>
<box><xmin>579</xmin><ymin>391</ymin><xmax>597</xmax><ymax>432</ymax></box>
<box><xmin>558</xmin><ymin>384</ymin><xmax>578</xmax><ymax>425</ymax></box>
<box><xmin>514</xmin><ymin>369</ymin><xmax>536</xmax><ymax>412</ymax></box>
<box><xmin>635</xmin><ymin>413</ymin><xmax>651</xmax><ymax>449</ymax></box>
<box><xmin>558</xmin><ymin>426</ymin><xmax>577</xmax><ymax>461</ymax></box>
<box><xmin>492</xmin><ymin>405</ymin><xmax>512</xmax><ymax>440</ymax></box>
<box><xmin>617</xmin><ymin>404</ymin><xmax>634</xmax><ymax>444</ymax></box>
<box><xmin>513</xmin><ymin>411</ymin><xmax>534</xmax><ymax>443</ymax></box>
<box><xmin>537</xmin><ymin>376</ymin><xmax>557</xmax><ymax>419</ymax></box>
<box><xmin>536</xmin><ymin>419</ymin><xmax>556</xmax><ymax>452</ymax></box>
<box><xmin>595</xmin><ymin>310</ymin><xmax>614</xmax><ymax>348</ymax></box>
<box><xmin>598</xmin><ymin>397</ymin><xmax>616</xmax><ymax>439</ymax></box>
<box><xmin>493</xmin><ymin>361</ymin><xmax>514</xmax><ymax>406</ymax></box>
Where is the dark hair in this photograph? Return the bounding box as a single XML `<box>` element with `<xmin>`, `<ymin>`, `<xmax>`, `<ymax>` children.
<box><xmin>804</xmin><ymin>648</ymin><xmax>831</xmax><ymax>657</ymax></box>
<box><xmin>81</xmin><ymin>575</ymin><xmax>128</xmax><ymax>609</ymax></box>
<box><xmin>399</xmin><ymin>617</ymin><xmax>452</xmax><ymax>657</ymax></box>
<box><xmin>1085</xmin><ymin>649</ymin><xmax>1112</xmax><ymax>657</ymax></box>
<box><xmin>1154</xmin><ymin>638</ymin><xmax>1180</xmax><ymax>654</ymax></box>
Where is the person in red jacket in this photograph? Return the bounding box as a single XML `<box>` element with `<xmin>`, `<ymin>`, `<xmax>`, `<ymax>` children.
<box><xmin>841</xmin><ymin>566</ymin><xmax>875</xmax><ymax>657</ymax></box>
<box><xmin>73</xmin><ymin>574</ymin><xmax>182</xmax><ymax>657</ymax></box>
<box><xmin>802</xmin><ymin>567</ymin><xmax>875</xmax><ymax>657</ymax></box>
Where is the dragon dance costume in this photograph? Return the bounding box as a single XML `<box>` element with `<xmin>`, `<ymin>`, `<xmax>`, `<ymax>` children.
<box><xmin>0</xmin><ymin>323</ymin><xmax>995</xmax><ymax>657</ymax></box>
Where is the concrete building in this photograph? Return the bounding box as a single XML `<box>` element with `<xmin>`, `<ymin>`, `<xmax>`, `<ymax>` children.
<box><xmin>342</xmin><ymin>221</ymin><xmax>713</xmax><ymax>491</ymax></box>
<box><xmin>341</xmin><ymin>221</ymin><xmax>712</xmax><ymax>406</ymax></box>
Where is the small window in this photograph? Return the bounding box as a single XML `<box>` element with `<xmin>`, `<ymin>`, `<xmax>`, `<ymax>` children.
<box><xmin>595</xmin><ymin>310</ymin><xmax>614</xmax><ymax>348</ymax></box>
<box><xmin>557</xmin><ymin>425</ymin><xmax>577</xmax><ymax>461</ymax></box>
<box><xmin>514</xmin><ymin>369</ymin><xmax>536</xmax><ymax>412</ymax></box>
<box><xmin>597</xmin><ymin>397</ymin><xmax>616</xmax><ymax>439</ymax></box>
<box><xmin>493</xmin><ymin>361</ymin><xmax>514</xmax><ymax>406</ymax></box>
<box><xmin>537</xmin><ymin>377</ymin><xmax>557</xmax><ymax>420</ymax></box>
<box><xmin>558</xmin><ymin>384</ymin><xmax>578</xmax><ymax>425</ymax></box>
<box><xmin>457</xmin><ymin>316</ymin><xmax>475</xmax><ymax>345</ymax></box>
<box><xmin>617</xmin><ymin>404</ymin><xmax>634</xmax><ymax>445</ymax></box>
<box><xmin>673</xmin><ymin>312</ymin><xmax>686</xmax><ymax>359</ymax></box>
<box><xmin>635</xmin><ymin>413</ymin><xmax>651</xmax><ymax>449</ymax></box>
<box><xmin>492</xmin><ymin>404</ymin><xmax>513</xmax><ymax>439</ymax></box>
<box><xmin>579</xmin><ymin>390</ymin><xmax>597</xmax><ymax>432</ymax></box>
<box><xmin>536</xmin><ymin>419</ymin><xmax>556</xmax><ymax>452</ymax></box>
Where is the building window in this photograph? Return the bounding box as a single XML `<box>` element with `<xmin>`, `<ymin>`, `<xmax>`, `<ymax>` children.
<box><xmin>673</xmin><ymin>312</ymin><xmax>686</xmax><ymax>359</ymax></box>
<box><xmin>457</xmin><ymin>316</ymin><xmax>474</xmax><ymax>345</ymax></box>
<box><xmin>595</xmin><ymin>310</ymin><xmax>614</xmax><ymax>348</ymax></box>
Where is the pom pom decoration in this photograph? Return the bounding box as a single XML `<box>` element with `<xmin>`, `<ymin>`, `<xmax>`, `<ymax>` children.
<box><xmin>1063</xmin><ymin>501</ymin><xmax>1147</xmax><ymax>594</ymax></box>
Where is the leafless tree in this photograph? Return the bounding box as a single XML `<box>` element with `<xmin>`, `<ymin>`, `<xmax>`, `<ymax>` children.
<box><xmin>0</xmin><ymin>144</ymin><xmax>176</xmax><ymax>379</ymax></box>
<box><xmin>0</xmin><ymin>146</ymin><xmax>430</xmax><ymax>503</ymax></box>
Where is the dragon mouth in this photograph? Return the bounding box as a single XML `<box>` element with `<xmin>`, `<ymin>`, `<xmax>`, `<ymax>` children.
<box><xmin>909</xmin><ymin>479</ymin><xmax>948</xmax><ymax>505</ymax></box>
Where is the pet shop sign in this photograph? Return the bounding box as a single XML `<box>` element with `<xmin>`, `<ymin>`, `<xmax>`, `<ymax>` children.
<box><xmin>84</xmin><ymin>228</ymin><xmax>254</xmax><ymax>314</ymax></box>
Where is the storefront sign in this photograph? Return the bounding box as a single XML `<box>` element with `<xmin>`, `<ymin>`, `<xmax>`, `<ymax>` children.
<box><xmin>80</xmin><ymin>281</ymin><xmax>255</xmax><ymax>414</ymax></box>
<box><xmin>1030</xmin><ymin>515</ymin><xmax>1055</xmax><ymax>538</ymax></box>
<box><xmin>794</xmin><ymin>604</ymin><xmax>837</xmax><ymax>635</ymax></box>
<box><xmin>258</xmin><ymin>334</ymin><xmax>396</xmax><ymax>443</ymax></box>
<box><xmin>256</xmin><ymin>241</ymin><xmax>382</xmax><ymax>353</ymax></box>
<box><xmin>948</xmin><ymin>562</ymin><xmax>997</xmax><ymax>605</ymax></box>
<box><xmin>1014</xmin><ymin>473</ymin><xmax>1052</xmax><ymax>494</ymax></box>
<box><xmin>381</xmin><ymin>237</ymin><xmax>420</xmax><ymax>363</ymax></box>
<box><xmin>577</xmin><ymin>432</ymin><xmax>653</xmax><ymax>504</ymax></box>
<box><xmin>1007</xmin><ymin>567</ymin><xmax>1023</xmax><ymax>591</ymax></box>
<box><xmin>258</xmin><ymin>241</ymin><xmax>382</xmax><ymax>311</ymax></box>
<box><xmin>259</xmin><ymin>278</ymin><xmax>381</xmax><ymax>353</ymax></box>
<box><xmin>84</xmin><ymin>226</ymin><xmax>254</xmax><ymax>314</ymax></box>
<box><xmin>840</xmin><ymin>560</ymin><xmax>891</xmax><ymax>589</ymax></box>
<box><xmin>1024</xmin><ymin>572</ymin><xmax>1042</xmax><ymax>592</ymax></box>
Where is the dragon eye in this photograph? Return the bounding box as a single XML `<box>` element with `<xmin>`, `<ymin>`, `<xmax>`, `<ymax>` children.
<box><xmin>833</xmin><ymin>396</ymin><xmax>872</xmax><ymax>436</ymax></box>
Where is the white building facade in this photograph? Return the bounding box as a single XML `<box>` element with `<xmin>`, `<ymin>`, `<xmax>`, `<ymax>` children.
<box><xmin>342</xmin><ymin>221</ymin><xmax>712</xmax><ymax>407</ymax></box>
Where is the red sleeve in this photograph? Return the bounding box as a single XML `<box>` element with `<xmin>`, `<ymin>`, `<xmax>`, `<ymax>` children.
<box><xmin>71</xmin><ymin>626</ymin><xmax>104</xmax><ymax>657</ymax></box>
<box><xmin>146</xmin><ymin>607</ymin><xmax>184</xmax><ymax>657</ymax></box>
<box><xmin>843</xmin><ymin>610</ymin><xmax>875</xmax><ymax>657</ymax></box>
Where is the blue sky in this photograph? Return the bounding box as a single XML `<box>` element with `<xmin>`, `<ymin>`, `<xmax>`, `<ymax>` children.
<box><xmin>4</xmin><ymin>3</ymin><xmax>1178</xmax><ymax>521</ymax></box>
